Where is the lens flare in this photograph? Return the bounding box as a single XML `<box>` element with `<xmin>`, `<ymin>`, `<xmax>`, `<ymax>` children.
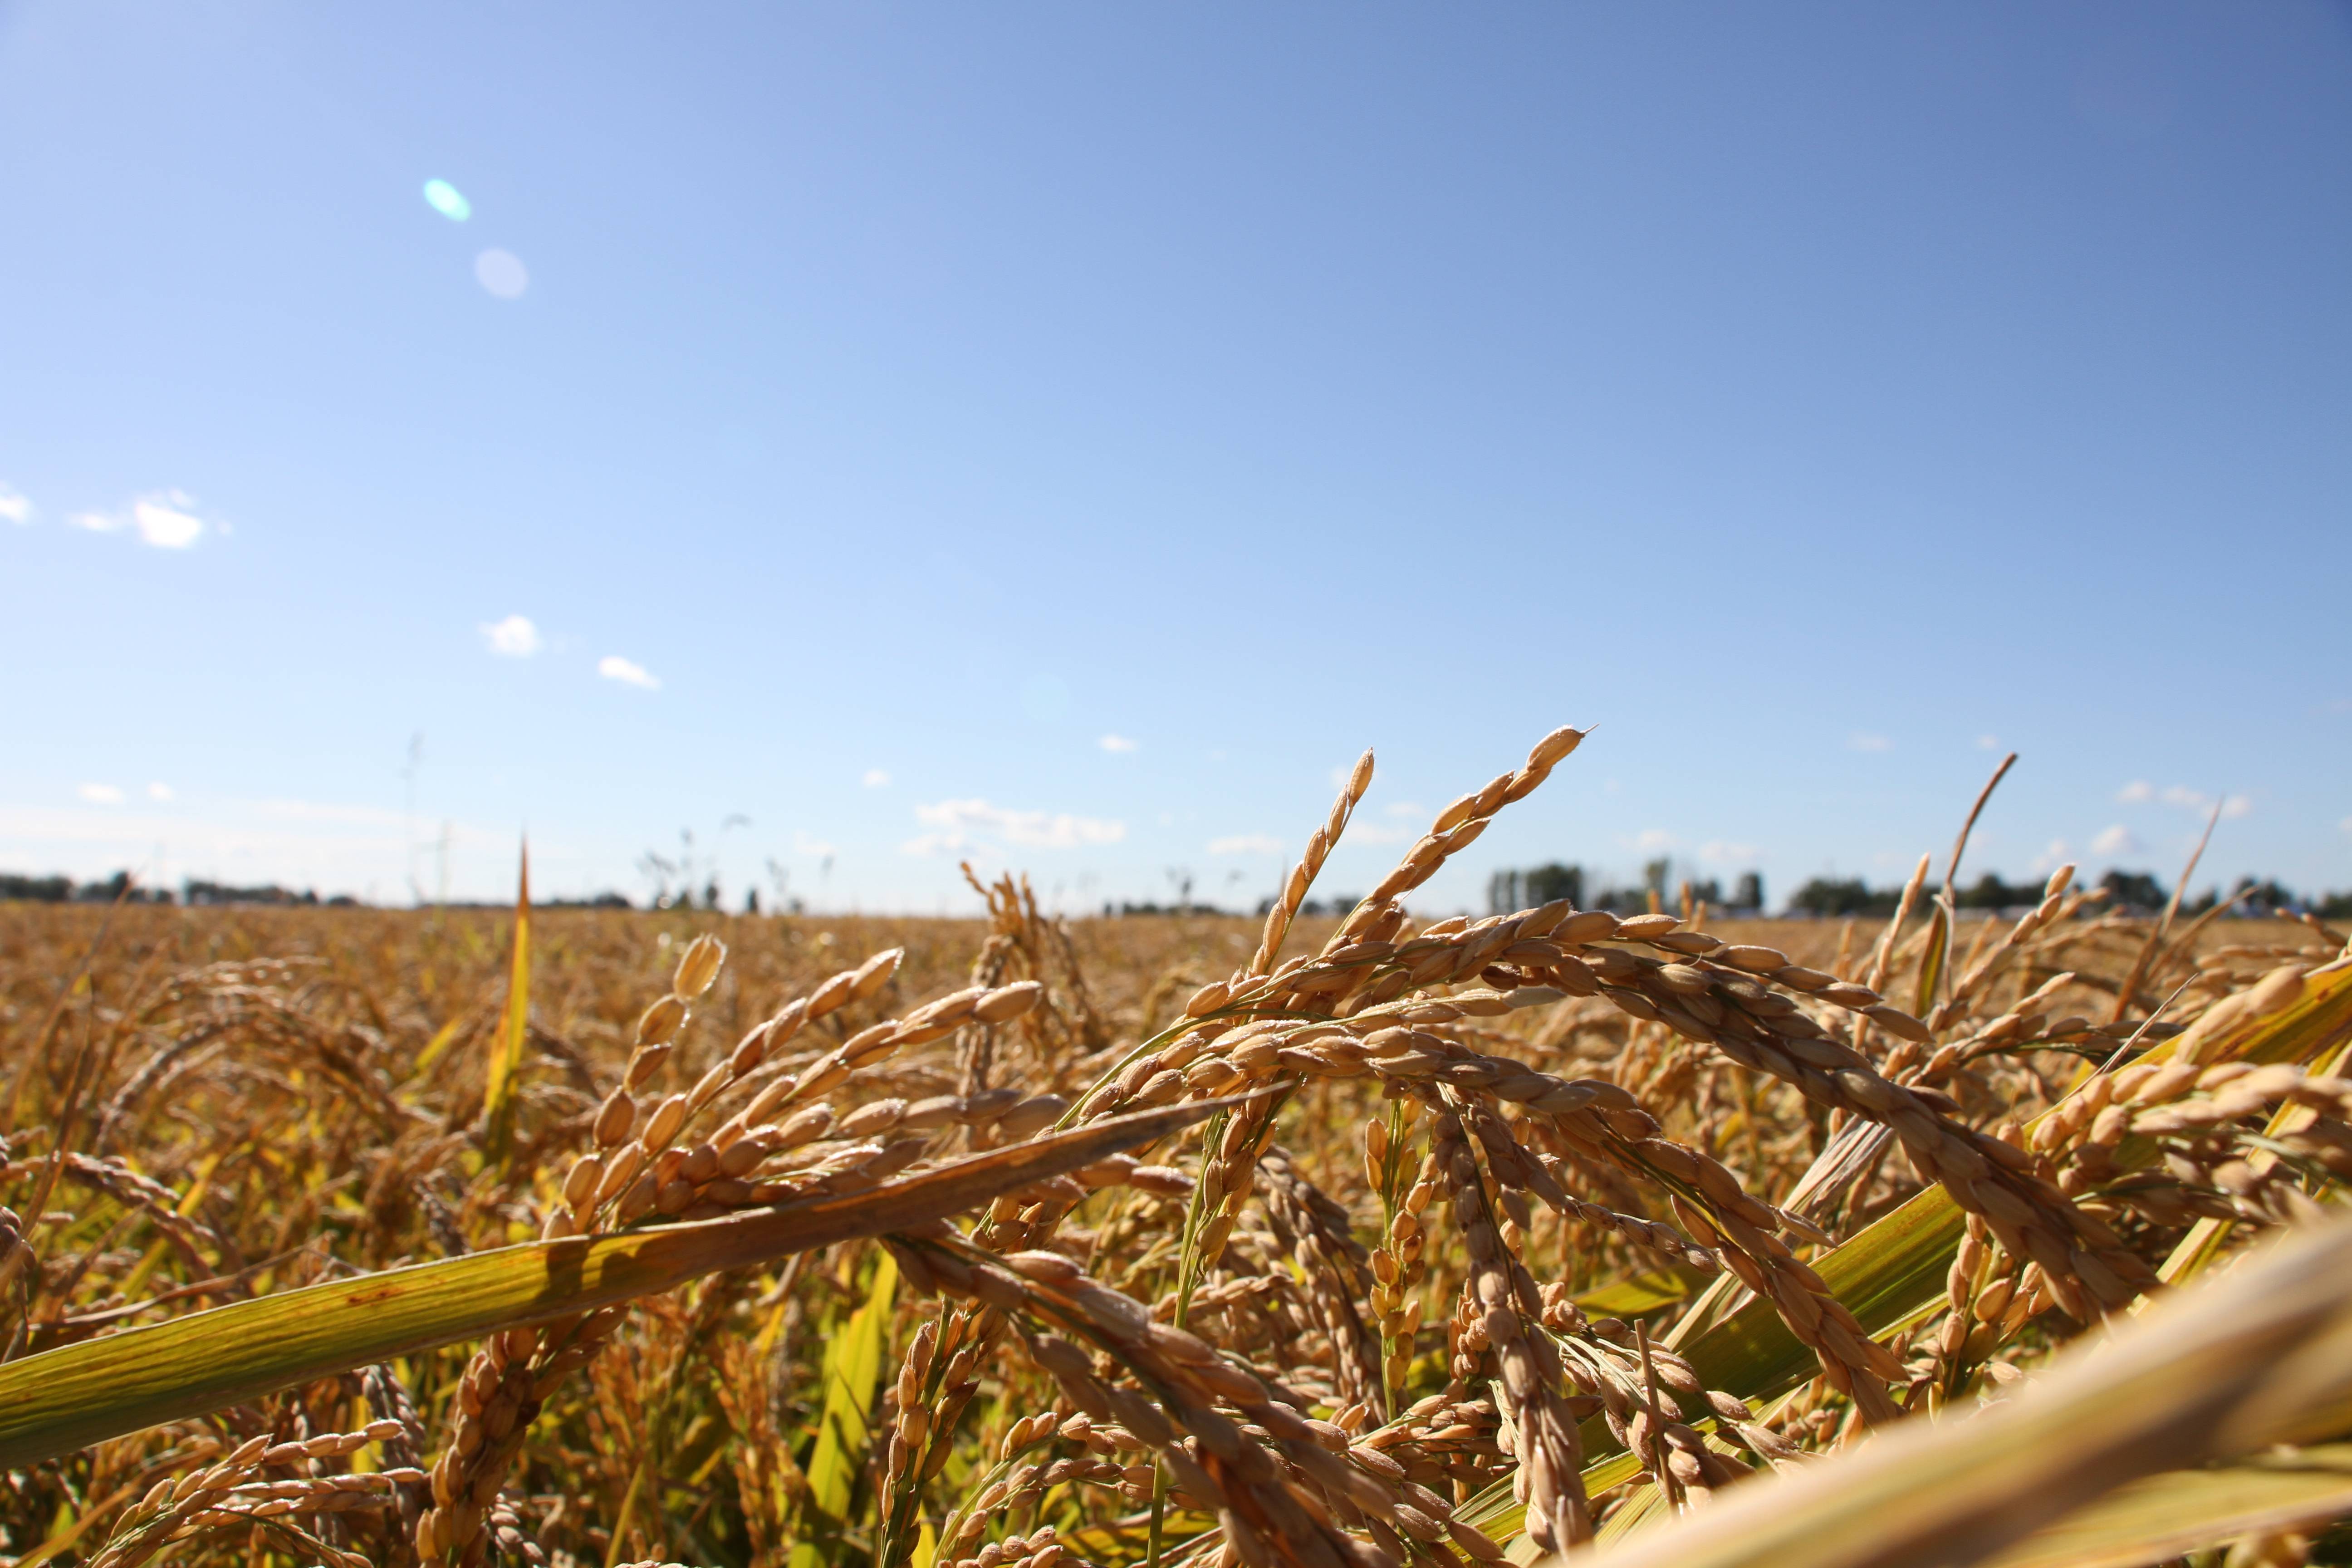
<box><xmin>475</xmin><ymin>249</ymin><xmax>529</xmax><ymax>300</ymax></box>
<box><xmin>422</xmin><ymin>179</ymin><xmax>471</xmax><ymax>221</ymax></box>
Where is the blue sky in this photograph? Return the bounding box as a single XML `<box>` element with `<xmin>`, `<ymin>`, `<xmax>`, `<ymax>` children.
<box><xmin>3</xmin><ymin>2</ymin><xmax>2348</xmax><ymax>912</ymax></box>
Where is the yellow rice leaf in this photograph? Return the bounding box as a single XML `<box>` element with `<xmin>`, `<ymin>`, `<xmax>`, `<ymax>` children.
<box><xmin>412</xmin><ymin>1014</ymin><xmax>467</xmax><ymax>1076</ymax></box>
<box><xmin>481</xmin><ymin>840</ymin><xmax>531</xmax><ymax>1165</ymax></box>
<box><xmin>1575</xmin><ymin>1269</ymin><xmax>1694</xmax><ymax>1318</ymax></box>
<box><xmin>1983</xmin><ymin>1445</ymin><xmax>2352</xmax><ymax>1568</ymax></box>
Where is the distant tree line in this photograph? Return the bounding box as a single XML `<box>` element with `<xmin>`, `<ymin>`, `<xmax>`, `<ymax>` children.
<box><xmin>0</xmin><ymin>870</ymin><xmax>638</xmax><ymax>909</ymax></box>
<box><xmin>1488</xmin><ymin>863</ymin><xmax>1764</xmax><ymax>916</ymax></box>
<box><xmin>1778</xmin><ymin>875</ymin><xmax>2066</xmax><ymax>917</ymax></box>
<box><xmin>10</xmin><ymin>862</ymin><xmax>2343</xmax><ymax>921</ymax></box>
<box><xmin>1774</xmin><ymin>869</ymin><xmax>2346</xmax><ymax>920</ymax></box>
<box><xmin>0</xmin><ymin>871</ymin><xmax>182</xmax><ymax>904</ymax></box>
<box><xmin>0</xmin><ymin>870</ymin><xmax>368</xmax><ymax>906</ymax></box>
<box><xmin>1241</xmin><ymin>894</ymin><xmax>1362</xmax><ymax>920</ymax></box>
<box><xmin>1483</xmin><ymin>862</ymin><xmax>2352</xmax><ymax>921</ymax></box>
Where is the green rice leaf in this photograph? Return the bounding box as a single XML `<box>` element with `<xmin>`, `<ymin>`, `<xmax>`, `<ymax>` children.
<box><xmin>789</xmin><ymin>1249</ymin><xmax>899</xmax><ymax>1568</ymax></box>
<box><xmin>1554</xmin><ymin>1216</ymin><xmax>2352</xmax><ymax>1568</ymax></box>
<box><xmin>0</xmin><ymin>1098</ymin><xmax>1228</xmax><ymax>1468</ymax></box>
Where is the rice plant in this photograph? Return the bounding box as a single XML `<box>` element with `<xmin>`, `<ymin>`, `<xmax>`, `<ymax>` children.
<box><xmin>5</xmin><ymin>727</ymin><xmax>2351</xmax><ymax>1568</ymax></box>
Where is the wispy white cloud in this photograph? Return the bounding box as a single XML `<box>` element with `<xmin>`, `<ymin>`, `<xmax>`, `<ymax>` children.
<box><xmin>598</xmin><ymin>655</ymin><xmax>660</xmax><ymax>690</ymax></box>
<box><xmin>78</xmin><ymin>783</ymin><xmax>125</xmax><ymax>805</ymax></box>
<box><xmin>902</xmin><ymin>799</ymin><xmax>1126</xmax><ymax>857</ymax></box>
<box><xmin>1351</xmin><ymin>824</ymin><xmax>1411</xmax><ymax>844</ymax></box>
<box><xmin>1634</xmin><ymin>828</ymin><xmax>1676</xmax><ymax>851</ymax></box>
<box><xmin>1384</xmin><ymin>802</ymin><xmax>1425</xmax><ymax>819</ymax></box>
<box><xmin>0</xmin><ymin>801</ymin><xmax>500</xmax><ymax>902</ymax></box>
<box><xmin>2091</xmin><ymin>824</ymin><xmax>2140</xmax><ymax>856</ymax></box>
<box><xmin>1208</xmin><ymin>833</ymin><xmax>1284</xmax><ymax>855</ymax></box>
<box><xmin>1848</xmin><ymin>732</ymin><xmax>1892</xmax><ymax>753</ymax></box>
<box><xmin>133</xmin><ymin>494</ymin><xmax>205</xmax><ymax>548</ymax></box>
<box><xmin>2030</xmin><ymin>838</ymin><xmax>2073</xmax><ymax>875</ymax></box>
<box><xmin>793</xmin><ymin>830</ymin><xmax>837</xmax><ymax>858</ymax></box>
<box><xmin>2023</xmin><ymin>841</ymin><xmax>2079</xmax><ymax>879</ymax></box>
<box><xmin>2154</xmin><ymin>789</ymin><xmax>2248</xmax><ymax>827</ymax></box>
<box><xmin>0</xmin><ymin>484</ymin><xmax>29</xmax><ymax>524</ymax></box>
<box><xmin>256</xmin><ymin>799</ymin><xmax>407</xmax><ymax>826</ymax></box>
<box><xmin>147</xmin><ymin>782</ymin><xmax>174</xmax><ymax>802</ymax></box>
<box><xmin>1098</xmin><ymin>734</ymin><xmax>1140</xmax><ymax>754</ymax></box>
<box><xmin>1699</xmin><ymin>840</ymin><xmax>1758</xmax><ymax>864</ymax></box>
<box><xmin>862</xmin><ymin>769</ymin><xmax>892</xmax><ymax>789</ymax></box>
<box><xmin>69</xmin><ymin>489</ymin><xmax>216</xmax><ymax>548</ymax></box>
<box><xmin>1976</xmin><ymin>734</ymin><xmax>2001</xmax><ymax>751</ymax></box>
<box><xmin>480</xmin><ymin>614</ymin><xmax>542</xmax><ymax>657</ymax></box>
<box><xmin>900</xmin><ymin>835</ymin><xmax>961</xmax><ymax>858</ymax></box>
<box><xmin>2123</xmin><ymin>784</ymin><xmax>2253</xmax><ymax>819</ymax></box>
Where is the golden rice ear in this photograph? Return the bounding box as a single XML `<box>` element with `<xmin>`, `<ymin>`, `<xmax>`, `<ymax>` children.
<box><xmin>671</xmin><ymin>932</ymin><xmax>726</xmax><ymax>999</ymax></box>
<box><xmin>1442</xmin><ymin>961</ymin><xmax>2352</xmax><ymax>1561</ymax></box>
<box><xmin>1252</xmin><ymin>746</ymin><xmax>1378</xmax><ymax>979</ymax></box>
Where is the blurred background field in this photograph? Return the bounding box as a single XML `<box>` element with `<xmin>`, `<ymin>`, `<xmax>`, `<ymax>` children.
<box><xmin>8</xmin><ymin>900</ymin><xmax>2337</xmax><ymax>1109</ymax></box>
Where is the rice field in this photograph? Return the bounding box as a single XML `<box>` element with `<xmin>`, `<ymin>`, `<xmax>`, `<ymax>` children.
<box><xmin>5</xmin><ymin>729</ymin><xmax>2352</xmax><ymax>1568</ymax></box>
